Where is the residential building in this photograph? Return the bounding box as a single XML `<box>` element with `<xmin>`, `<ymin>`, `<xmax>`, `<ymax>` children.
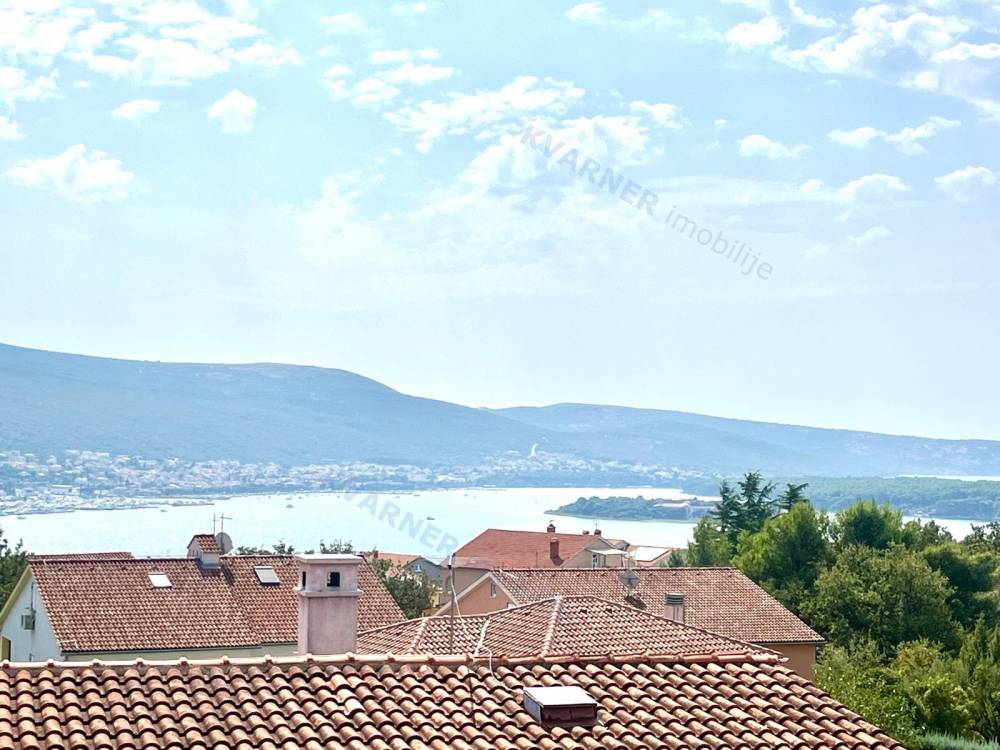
<box><xmin>0</xmin><ymin>535</ymin><xmax>403</xmax><ymax>662</ymax></box>
<box><xmin>0</xmin><ymin>554</ymin><xmax>902</xmax><ymax>749</ymax></box>
<box><xmin>438</xmin><ymin>566</ymin><xmax>824</xmax><ymax>678</ymax></box>
<box><xmin>446</xmin><ymin>523</ymin><xmax>626</xmax><ymax>598</ymax></box>
<box><xmin>362</xmin><ymin>549</ymin><xmax>445</xmax><ymax>584</ymax></box>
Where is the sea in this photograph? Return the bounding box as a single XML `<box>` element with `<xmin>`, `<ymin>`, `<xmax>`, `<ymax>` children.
<box><xmin>0</xmin><ymin>486</ymin><xmax>982</xmax><ymax>558</ymax></box>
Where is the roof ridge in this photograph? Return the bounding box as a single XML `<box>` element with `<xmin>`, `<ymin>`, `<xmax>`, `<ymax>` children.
<box><xmin>0</xmin><ymin>649</ymin><xmax>781</xmax><ymax>673</ymax></box>
<box><xmin>539</xmin><ymin>596</ymin><xmax>562</xmax><ymax>657</ymax></box>
<box><xmin>408</xmin><ymin>617</ymin><xmax>430</xmax><ymax>652</ymax></box>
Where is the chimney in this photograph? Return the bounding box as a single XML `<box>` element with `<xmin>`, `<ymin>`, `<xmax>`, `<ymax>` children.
<box><xmin>593</xmin><ymin>527</ymin><xmax>601</xmax><ymax>537</ymax></box>
<box><xmin>296</xmin><ymin>554</ymin><xmax>362</xmax><ymax>655</ymax></box>
<box><xmin>546</xmin><ymin>522</ymin><xmax>556</xmax><ymax>533</ymax></box>
<box><xmin>187</xmin><ymin>534</ymin><xmax>222</xmax><ymax>570</ymax></box>
<box><xmin>549</xmin><ymin>537</ymin><xmax>560</xmax><ymax>561</ymax></box>
<box><xmin>664</xmin><ymin>592</ymin><xmax>685</xmax><ymax>623</ymax></box>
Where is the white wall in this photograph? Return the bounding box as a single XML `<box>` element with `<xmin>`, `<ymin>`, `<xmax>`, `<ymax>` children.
<box><xmin>0</xmin><ymin>575</ymin><xmax>62</xmax><ymax>661</ymax></box>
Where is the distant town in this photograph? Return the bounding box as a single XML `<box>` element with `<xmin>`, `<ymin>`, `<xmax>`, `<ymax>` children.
<box><xmin>0</xmin><ymin>448</ymin><xmax>707</xmax><ymax>516</ymax></box>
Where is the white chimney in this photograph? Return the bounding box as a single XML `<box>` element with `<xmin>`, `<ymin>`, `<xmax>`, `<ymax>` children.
<box><xmin>186</xmin><ymin>534</ymin><xmax>222</xmax><ymax>570</ymax></box>
<box><xmin>664</xmin><ymin>592</ymin><xmax>685</xmax><ymax>623</ymax></box>
<box><xmin>296</xmin><ymin>554</ymin><xmax>363</xmax><ymax>655</ymax></box>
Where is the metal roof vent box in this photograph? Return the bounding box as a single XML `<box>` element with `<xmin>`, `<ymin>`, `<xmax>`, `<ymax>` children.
<box><xmin>522</xmin><ymin>686</ymin><xmax>598</xmax><ymax>727</ymax></box>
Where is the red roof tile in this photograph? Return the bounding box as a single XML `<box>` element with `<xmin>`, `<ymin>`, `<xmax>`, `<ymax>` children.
<box><xmin>187</xmin><ymin>533</ymin><xmax>222</xmax><ymax>554</ymax></box>
<box><xmin>359</xmin><ymin>595</ymin><xmax>776</xmax><ymax>660</ymax></box>
<box><xmin>486</xmin><ymin>567</ymin><xmax>824</xmax><ymax>644</ymax></box>
<box><xmin>453</xmin><ymin>528</ymin><xmax>612</xmax><ymax>568</ymax></box>
<box><xmin>28</xmin><ymin>555</ymin><xmax>403</xmax><ymax>653</ymax></box>
<box><xmin>0</xmin><ymin>652</ymin><xmax>904</xmax><ymax>749</ymax></box>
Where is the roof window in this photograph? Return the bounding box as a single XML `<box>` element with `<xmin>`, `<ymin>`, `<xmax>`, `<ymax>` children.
<box><xmin>148</xmin><ymin>572</ymin><xmax>172</xmax><ymax>588</ymax></box>
<box><xmin>254</xmin><ymin>565</ymin><xmax>280</xmax><ymax>585</ymax></box>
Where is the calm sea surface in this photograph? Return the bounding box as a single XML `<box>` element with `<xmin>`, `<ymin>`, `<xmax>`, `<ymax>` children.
<box><xmin>0</xmin><ymin>487</ymin><xmax>980</xmax><ymax>557</ymax></box>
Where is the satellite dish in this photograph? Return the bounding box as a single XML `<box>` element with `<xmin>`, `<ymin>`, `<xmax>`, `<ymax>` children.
<box><xmin>215</xmin><ymin>531</ymin><xmax>233</xmax><ymax>555</ymax></box>
<box><xmin>621</xmin><ymin>569</ymin><xmax>640</xmax><ymax>590</ymax></box>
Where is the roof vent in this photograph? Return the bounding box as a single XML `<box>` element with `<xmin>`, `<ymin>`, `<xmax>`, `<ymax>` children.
<box><xmin>664</xmin><ymin>592</ymin><xmax>685</xmax><ymax>623</ymax></box>
<box><xmin>522</xmin><ymin>686</ymin><xmax>598</xmax><ymax>726</ymax></box>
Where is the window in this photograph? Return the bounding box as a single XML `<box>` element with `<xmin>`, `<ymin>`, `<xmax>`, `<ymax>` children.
<box><xmin>591</xmin><ymin>553</ymin><xmax>605</xmax><ymax>569</ymax></box>
<box><xmin>489</xmin><ymin>582</ymin><xmax>497</xmax><ymax>598</ymax></box>
<box><xmin>327</xmin><ymin>571</ymin><xmax>341</xmax><ymax>588</ymax></box>
<box><xmin>253</xmin><ymin>565</ymin><xmax>280</xmax><ymax>586</ymax></box>
<box><xmin>1</xmin><ymin>637</ymin><xmax>10</xmax><ymax>661</ymax></box>
<box><xmin>301</xmin><ymin>571</ymin><xmax>306</xmax><ymax>588</ymax></box>
<box><xmin>413</xmin><ymin>563</ymin><xmax>422</xmax><ymax>572</ymax></box>
<box><xmin>148</xmin><ymin>572</ymin><xmax>172</xmax><ymax>588</ymax></box>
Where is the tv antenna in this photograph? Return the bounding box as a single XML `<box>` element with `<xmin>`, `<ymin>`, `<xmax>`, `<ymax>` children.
<box><xmin>213</xmin><ymin>513</ymin><xmax>232</xmax><ymax>534</ymax></box>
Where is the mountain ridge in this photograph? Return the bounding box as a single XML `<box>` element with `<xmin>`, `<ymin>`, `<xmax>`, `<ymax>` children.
<box><xmin>2</xmin><ymin>342</ymin><xmax>1000</xmax><ymax>476</ymax></box>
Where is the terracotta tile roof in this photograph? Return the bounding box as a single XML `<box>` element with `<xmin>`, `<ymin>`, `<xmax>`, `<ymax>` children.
<box><xmin>489</xmin><ymin>567</ymin><xmax>824</xmax><ymax>644</ymax></box>
<box><xmin>28</xmin><ymin>555</ymin><xmax>403</xmax><ymax>653</ymax></box>
<box><xmin>363</xmin><ymin>551</ymin><xmax>419</xmax><ymax>568</ymax></box>
<box><xmin>359</xmin><ymin>595</ymin><xmax>776</xmax><ymax>660</ymax></box>
<box><xmin>28</xmin><ymin>552</ymin><xmax>134</xmax><ymax>561</ymax></box>
<box><xmin>453</xmin><ymin>528</ymin><xmax>612</xmax><ymax>569</ymax></box>
<box><xmin>0</xmin><ymin>652</ymin><xmax>903</xmax><ymax>749</ymax></box>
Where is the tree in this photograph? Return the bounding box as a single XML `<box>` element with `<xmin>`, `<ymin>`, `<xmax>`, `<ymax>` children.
<box><xmin>686</xmin><ymin>516</ymin><xmax>733</xmax><ymax>566</ymax></box>
<box><xmin>0</xmin><ymin>528</ymin><xmax>27</xmax><ymax>605</ymax></box>
<box><xmin>369</xmin><ymin>558</ymin><xmax>436</xmax><ymax>618</ymax></box>
<box><xmin>803</xmin><ymin>544</ymin><xmax>959</xmax><ymax>653</ymax></box>
<box><xmin>958</xmin><ymin>619</ymin><xmax>1000</xmax><ymax>740</ymax></box>
<box><xmin>834</xmin><ymin>500</ymin><xmax>905</xmax><ymax>550</ymax></box>
<box><xmin>776</xmin><ymin>482</ymin><xmax>810</xmax><ymax>512</ymax></box>
<box><xmin>733</xmin><ymin>501</ymin><xmax>832</xmax><ymax>611</ymax></box>
<box><xmin>710</xmin><ymin>472</ymin><xmax>776</xmax><ymax>545</ymax></box>
<box><xmin>921</xmin><ymin>543</ymin><xmax>999</xmax><ymax>629</ymax></box>
<box><xmin>963</xmin><ymin>522</ymin><xmax>1000</xmax><ymax>555</ymax></box>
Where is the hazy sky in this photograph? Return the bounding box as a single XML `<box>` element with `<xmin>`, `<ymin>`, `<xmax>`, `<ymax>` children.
<box><xmin>1</xmin><ymin>0</ymin><xmax>998</xmax><ymax>440</ymax></box>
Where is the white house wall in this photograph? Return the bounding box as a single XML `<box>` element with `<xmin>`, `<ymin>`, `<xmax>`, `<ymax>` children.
<box><xmin>0</xmin><ymin>575</ymin><xmax>62</xmax><ymax>661</ymax></box>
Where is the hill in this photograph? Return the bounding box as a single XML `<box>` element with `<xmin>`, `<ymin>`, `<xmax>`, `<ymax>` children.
<box><xmin>3</xmin><ymin>343</ymin><xmax>1000</xmax><ymax>476</ymax></box>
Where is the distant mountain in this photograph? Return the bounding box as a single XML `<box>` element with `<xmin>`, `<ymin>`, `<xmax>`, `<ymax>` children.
<box><xmin>2</xmin><ymin>343</ymin><xmax>1000</xmax><ymax>476</ymax></box>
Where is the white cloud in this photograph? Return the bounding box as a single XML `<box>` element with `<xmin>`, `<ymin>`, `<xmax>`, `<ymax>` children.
<box><xmin>935</xmin><ymin>165</ymin><xmax>997</xmax><ymax>200</ymax></box>
<box><xmin>828</xmin><ymin>115</ymin><xmax>959</xmax><ymax>154</ymax></box>
<box><xmin>788</xmin><ymin>0</ymin><xmax>836</xmax><ymax>29</ymax></box>
<box><xmin>0</xmin><ymin>115</ymin><xmax>23</xmax><ymax>140</ymax></box>
<box><xmin>848</xmin><ymin>224</ymin><xmax>891</xmax><ymax>246</ymax></box>
<box><xmin>4</xmin><ymin>144</ymin><xmax>133</xmax><ymax>203</ymax></box>
<box><xmin>564</xmin><ymin>2</ymin><xmax>679</xmax><ymax>31</ymax></box>
<box><xmin>230</xmin><ymin>41</ymin><xmax>303</xmax><ymax>67</ymax></box>
<box><xmin>370</xmin><ymin>48</ymin><xmax>440</xmax><ymax>64</ymax></box>
<box><xmin>386</xmin><ymin>75</ymin><xmax>586</xmax><ymax>152</ymax></box>
<box><xmin>837</xmin><ymin>172</ymin><xmax>909</xmax><ymax>203</ymax></box>
<box><xmin>0</xmin><ymin>66</ymin><xmax>58</xmax><ymax>107</ymax></box>
<box><xmin>721</xmin><ymin>0</ymin><xmax>772</xmax><ymax>13</ymax></box>
<box><xmin>207</xmin><ymin>88</ymin><xmax>257</xmax><ymax>134</ymax></box>
<box><xmin>112</xmin><ymin>98</ymin><xmax>162</xmax><ymax>123</ymax></box>
<box><xmin>92</xmin><ymin>36</ymin><xmax>232</xmax><ymax>86</ymax></box>
<box><xmin>629</xmin><ymin>100</ymin><xmax>685</xmax><ymax>130</ymax></box>
<box><xmin>378</xmin><ymin>61</ymin><xmax>455</xmax><ymax>86</ymax></box>
<box><xmin>321</xmin><ymin>12</ymin><xmax>367</xmax><ymax>35</ymax></box>
<box><xmin>726</xmin><ymin>16</ymin><xmax>786</xmax><ymax>49</ymax></box>
<box><xmin>737</xmin><ymin>133</ymin><xmax>809</xmax><ymax>159</ymax></box>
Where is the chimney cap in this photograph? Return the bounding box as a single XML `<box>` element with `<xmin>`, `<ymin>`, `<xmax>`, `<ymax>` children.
<box><xmin>546</xmin><ymin>522</ymin><xmax>556</xmax><ymax>533</ymax></box>
<box><xmin>295</xmin><ymin>553</ymin><xmax>363</xmax><ymax>563</ymax></box>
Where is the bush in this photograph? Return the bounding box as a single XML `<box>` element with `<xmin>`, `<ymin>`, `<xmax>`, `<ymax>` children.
<box><xmin>915</xmin><ymin>734</ymin><xmax>1000</xmax><ymax>750</ymax></box>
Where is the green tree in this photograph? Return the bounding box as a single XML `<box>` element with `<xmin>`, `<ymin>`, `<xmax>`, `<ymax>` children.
<box><xmin>921</xmin><ymin>543</ymin><xmax>999</xmax><ymax>629</ymax></box>
<box><xmin>686</xmin><ymin>516</ymin><xmax>733</xmax><ymax>566</ymax></box>
<box><xmin>776</xmin><ymin>482</ymin><xmax>810</xmax><ymax>512</ymax></box>
<box><xmin>958</xmin><ymin>620</ymin><xmax>1000</xmax><ymax>740</ymax></box>
<box><xmin>804</xmin><ymin>544</ymin><xmax>959</xmax><ymax>653</ymax></box>
<box><xmin>733</xmin><ymin>501</ymin><xmax>832</xmax><ymax>611</ymax></box>
<box><xmin>710</xmin><ymin>472</ymin><xmax>776</xmax><ymax>545</ymax></box>
<box><xmin>369</xmin><ymin>558</ymin><xmax>436</xmax><ymax>619</ymax></box>
<box><xmin>0</xmin><ymin>528</ymin><xmax>27</xmax><ymax>605</ymax></box>
<box><xmin>963</xmin><ymin>522</ymin><xmax>1000</xmax><ymax>555</ymax></box>
<box><xmin>834</xmin><ymin>500</ymin><xmax>905</xmax><ymax>550</ymax></box>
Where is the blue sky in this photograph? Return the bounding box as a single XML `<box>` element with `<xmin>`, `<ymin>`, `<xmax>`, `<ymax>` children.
<box><xmin>1</xmin><ymin>0</ymin><xmax>998</xmax><ymax>440</ymax></box>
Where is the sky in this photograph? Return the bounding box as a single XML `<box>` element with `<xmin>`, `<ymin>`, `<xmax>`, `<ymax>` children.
<box><xmin>1</xmin><ymin>0</ymin><xmax>998</xmax><ymax>441</ymax></box>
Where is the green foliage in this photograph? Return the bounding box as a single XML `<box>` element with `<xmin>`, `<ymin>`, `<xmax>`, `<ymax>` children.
<box><xmin>803</xmin><ymin>544</ymin><xmax>959</xmax><ymax>653</ymax></box>
<box><xmin>370</xmin><ymin>558</ymin><xmax>436</xmax><ymax>619</ymax></box>
<box><xmin>711</xmin><ymin>472</ymin><xmax>776</xmax><ymax>545</ymax></box>
<box><xmin>915</xmin><ymin>734</ymin><xmax>1000</xmax><ymax>750</ymax></box>
<box><xmin>686</xmin><ymin>516</ymin><xmax>734</xmax><ymax>566</ymax></box>
<box><xmin>958</xmin><ymin>620</ymin><xmax>1000</xmax><ymax>741</ymax></box>
<box><xmin>776</xmin><ymin>482</ymin><xmax>810</xmax><ymax>511</ymax></box>
<box><xmin>964</xmin><ymin>523</ymin><xmax>1000</xmax><ymax>555</ymax></box>
<box><xmin>733</xmin><ymin>501</ymin><xmax>832</xmax><ymax>611</ymax></box>
<box><xmin>834</xmin><ymin>500</ymin><xmax>905</xmax><ymax>550</ymax></box>
<box><xmin>0</xmin><ymin>527</ymin><xmax>27</xmax><ymax>606</ymax></box>
<box><xmin>816</xmin><ymin>640</ymin><xmax>923</xmax><ymax>743</ymax></box>
<box><xmin>921</xmin><ymin>544</ymin><xmax>999</xmax><ymax>628</ymax></box>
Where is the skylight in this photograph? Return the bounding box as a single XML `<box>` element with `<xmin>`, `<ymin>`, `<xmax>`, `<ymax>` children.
<box><xmin>148</xmin><ymin>572</ymin><xmax>172</xmax><ymax>588</ymax></box>
<box><xmin>254</xmin><ymin>565</ymin><xmax>280</xmax><ymax>585</ymax></box>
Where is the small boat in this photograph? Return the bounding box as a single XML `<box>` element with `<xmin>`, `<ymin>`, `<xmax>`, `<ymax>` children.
<box><xmin>16</xmin><ymin>515</ymin><xmax>26</xmax><ymax>520</ymax></box>
<box><xmin>426</xmin><ymin>516</ymin><xmax>436</xmax><ymax>521</ymax></box>
<box><xmin>286</xmin><ymin>503</ymin><xmax>294</xmax><ymax>509</ymax></box>
<box><xmin>159</xmin><ymin>509</ymin><xmax>168</xmax><ymax>513</ymax></box>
